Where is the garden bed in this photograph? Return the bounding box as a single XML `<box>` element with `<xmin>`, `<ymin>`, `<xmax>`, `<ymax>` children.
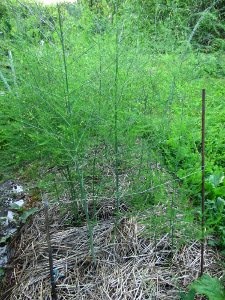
<box><xmin>1</xmin><ymin>200</ymin><xmax>224</xmax><ymax>300</ymax></box>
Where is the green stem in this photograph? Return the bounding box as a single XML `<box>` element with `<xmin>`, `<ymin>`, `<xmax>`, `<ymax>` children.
<box><xmin>57</xmin><ymin>5</ymin><xmax>96</xmax><ymax>265</ymax></box>
<box><xmin>54</xmin><ymin>172</ymin><xmax>60</xmax><ymax>202</ymax></box>
<box><xmin>66</xmin><ymin>165</ymin><xmax>78</xmax><ymax>218</ymax></box>
<box><xmin>0</xmin><ymin>70</ymin><xmax>12</xmax><ymax>92</ymax></box>
<box><xmin>78</xmin><ymin>164</ymin><xmax>96</xmax><ymax>266</ymax></box>
<box><xmin>57</xmin><ymin>4</ymin><xmax>70</xmax><ymax>115</ymax></box>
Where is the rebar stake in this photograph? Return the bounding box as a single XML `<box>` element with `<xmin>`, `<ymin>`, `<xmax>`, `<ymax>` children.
<box><xmin>200</xmin><ymin>88</ymin><xmax>205</xmax><ymax>277</ymax></box>
<box><xmin>43</xmin><ymin>194</ymin><xmax>57</xmax><ymax>299</ymax></box>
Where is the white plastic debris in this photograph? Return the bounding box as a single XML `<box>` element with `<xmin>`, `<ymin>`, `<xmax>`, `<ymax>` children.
<box><xmin>7</xmin><ymin>211</ymin><xmax>14</xmax><ymax>221</ymax></box>
<box><xmin>13</xmin><ymin>185</ymin><xmax>23</xmax><ymax>193</ymax></box>
<box><xmin>13</xmin><ymin>199</ymin><xmax>24</xmax><ymax>207</ymax></box>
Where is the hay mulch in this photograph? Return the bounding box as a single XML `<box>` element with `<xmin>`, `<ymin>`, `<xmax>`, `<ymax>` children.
<box><xmin>1</xmin><ymin>201</ymin><xmax>224</xmax><ymax>300</ymax></box>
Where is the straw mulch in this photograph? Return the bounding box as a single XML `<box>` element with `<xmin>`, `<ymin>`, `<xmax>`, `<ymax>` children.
<box><xmin>1</xmin><ymin>200</ymin><xmax>224</xmax><ymax>300</ymax></box>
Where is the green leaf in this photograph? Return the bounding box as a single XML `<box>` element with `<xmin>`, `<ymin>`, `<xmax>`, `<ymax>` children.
<box><xmin>19</xmin><ymin>207</ymin><xmax>39</xmax><ymax>223</ymax></box>
<box><xmin>0</xmin><ymin>235</ymin><xmax>8</xmax><ymax>244</ymax></box>
<box><xmin>190</xmin><ymin>275</ymin><xmax>225</xmax><ymax>300</ymax></box>
<box><xmin>179</xmin><ymin>289</ymin><xmax>196</xmax><ymax>300</ymax></box>
<box><xmin>0</xmin><ymin>268</ymin><xmax>5</xmax><ymax>276</ymax></box>
<box><xmin>215</xmin><ymin>186</ymin><xmax>225</xmax><ymax>197</ymax></box>
<box><xmin>205</xmin><ymin>181</ymin><xmax>214</xmax><ymax>191</ymax></box>
<box><xmin>10</xmin><ymin>203</ymin><xmax>21</xmax><ymax>210</ymax></box>
<box><xmin>208</xmin><ymin>172</ymin><xmax>224</xmax><ymax>188</ymax></box>
<box><xmin>216</xmin><ymin>197</ymin><xmax>225</xmax><ymax>209</ymax></box>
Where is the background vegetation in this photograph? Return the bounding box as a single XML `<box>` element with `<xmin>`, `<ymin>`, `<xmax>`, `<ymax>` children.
<box><xmin>0</xmin><ymin>0</ymin><xmax>224</xmax><ymax>268</ymax></box>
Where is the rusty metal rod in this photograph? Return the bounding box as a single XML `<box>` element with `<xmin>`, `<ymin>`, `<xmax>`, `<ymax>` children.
<box><xmin>200</xmin><ymin>88</ymin><xmax>205</xmax><ymax>277</ymax></box>
<box><xmin>44</xmin><ymin>194</ymin><xmax>57</xmax><ymax>299</ymax></box>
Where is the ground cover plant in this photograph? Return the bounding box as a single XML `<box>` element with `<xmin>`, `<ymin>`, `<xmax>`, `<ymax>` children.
<box><xmin>0</xmin><ymin>0</ymin><xmax>225</xmax><ymax>298</ymax></box>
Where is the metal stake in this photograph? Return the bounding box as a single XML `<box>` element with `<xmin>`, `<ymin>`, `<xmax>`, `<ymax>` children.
<box><xmin>200</xmin><ymin>88</ymin><xmax>205</xmax><ymax>277</ymax></box>
<box><xmin>43</xmin><ymin>194</ymin><xmax>57</xmax><ymax>299</ymax></box>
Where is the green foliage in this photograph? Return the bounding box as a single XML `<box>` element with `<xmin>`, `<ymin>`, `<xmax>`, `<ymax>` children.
<box><xmin>204</xmin><ymin>170</ymin><xmax>225</xmax><ymax>247</ymax></box>
<box><xmin>208</xmin><ymin>171</ymin><xmax>224</xmax><ymax>188</ymax></box>
<box><xmin>179</xmin><ymin>289</ymin><xmax>196</xmax><ymax>300</ymax></box>
<box><xmin>0</xmin><ymin>268</ymin><xmax>4</xmax><ymax>281</ymax></box>
<box><xmin>10</xmin><ymin>202</ymin><xmax>24</xmax><ymax>211</ymax></box>
<box><xmin>126</xmin><ymin>0</ymin><xmax>225</xmax><ymax>52</ymax></box>
<box><xmin>1</xmin><ymin>204</ymin><xmax>39</xmax><ymax>226</ymax></box>
<box><xmin>0</xmin><ymin>0</ymin><xmax>224</xmax><ymax>268</ymax></box>
<box><xmin>19</xmin><ymin>207</ymin><xmax>39</xmax><ymax>223</ymax></box>
<box><xmin>0</xmin><ymin>203</ymin><xmax>39</xmax><ymax>246</ymax></box>
<box><xmin>0</xmin><ymin>2</ymin><xmax>12</xmax><ymax>35</ymax></box>
<box><xmin>180</xmin><ymin>274</ymin><xmax>225</xmax><ymax>300</ymax></box>
<box><xmin>0</xmin><ymin>235</ymin><xmax>8</xmax><ymax>244</ymax></box>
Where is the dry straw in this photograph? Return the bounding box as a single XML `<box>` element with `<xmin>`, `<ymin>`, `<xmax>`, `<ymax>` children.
<box><xmin>2</xmin><ymin>201</ymin><xmax>224</xmax><ymax>300</ymax></box>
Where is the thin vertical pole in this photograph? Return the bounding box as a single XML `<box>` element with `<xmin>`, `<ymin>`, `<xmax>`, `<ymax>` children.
<box><xmin>200</xmin><ymin>88</ymin><xmax>205</xmax><ymax>277</ymax></box>
<box><xmin>43</xmin><ymin>194</ymin><xmax>57</xmax><ymax>299</ymax></box>
<box><xmin>112</xmin><ymin>0</ymin><xmax>119</xmax><ymax>243</ymax></box>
